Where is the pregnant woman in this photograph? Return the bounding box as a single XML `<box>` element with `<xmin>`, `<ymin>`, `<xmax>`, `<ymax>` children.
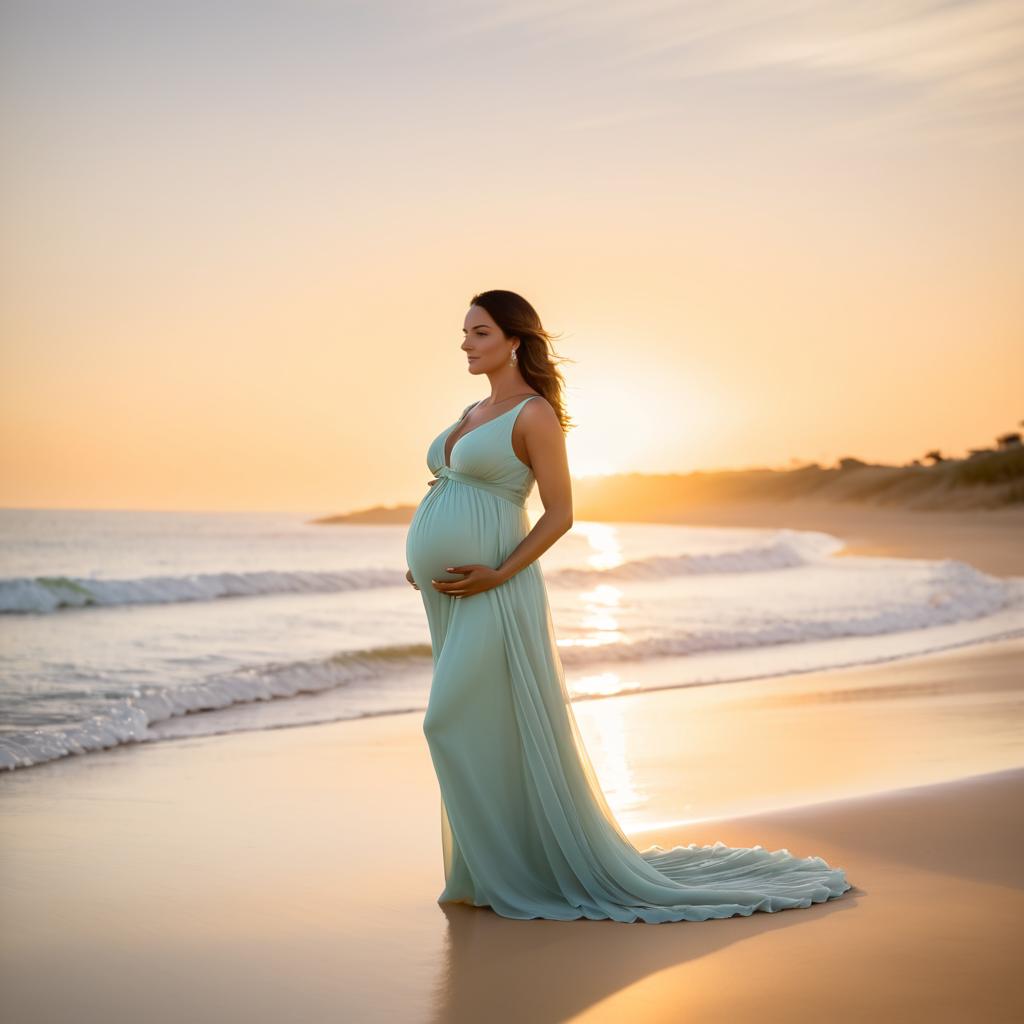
<box><xmin>405</xmin><ymin>289</ymin><xmax>853</xmax><ymax>923</ymax></box>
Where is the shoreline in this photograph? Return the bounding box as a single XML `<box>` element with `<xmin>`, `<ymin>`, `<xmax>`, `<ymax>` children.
<box><xmin>5</xmin><ymin>500</ymin><xmax>1020</xmax><ymax>778</ymax></box>
<box><xmin>2</xmin><ymin>501</ymin><xmax>1022</xmax><ymax>1021</ymax></box>
<box><xmin>648</xmin><ymin>498</ymin><xmax>1024</xmax><ymax>578</ymax></box>
<box><xmin>3</xmin><ymin>643</ymin><xmax>1021</xmax><ymax>1022</ymax></box>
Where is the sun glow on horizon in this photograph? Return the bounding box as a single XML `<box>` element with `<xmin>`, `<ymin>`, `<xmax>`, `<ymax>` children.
<box><xmin>1</xmin><ymin>1</ymin><xmax>1019</xmax><ymax>510</ymax></box>
<box><xmin>563</xmin><ymin>366</ymin><xmax>725</xmax><ymax>481</ymax></box>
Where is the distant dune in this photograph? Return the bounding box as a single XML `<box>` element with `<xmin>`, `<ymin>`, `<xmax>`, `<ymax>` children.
<box><xmin>314</xmin><ymin>444</ymin><xmax>1024</xmax><ymax>526</ymax></box>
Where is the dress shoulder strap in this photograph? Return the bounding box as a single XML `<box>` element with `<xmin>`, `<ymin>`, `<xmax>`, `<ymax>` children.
<box><xmin>457</xmin><ymin>399</ymin><xmax>485</xmax><ymax>423</ymax></box>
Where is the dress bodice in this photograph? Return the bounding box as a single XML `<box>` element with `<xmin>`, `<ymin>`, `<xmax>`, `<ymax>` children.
<box><xmin>425</xmin><ymin>396</ymin><xmax>540</xmax><ymax>509</ymax></box>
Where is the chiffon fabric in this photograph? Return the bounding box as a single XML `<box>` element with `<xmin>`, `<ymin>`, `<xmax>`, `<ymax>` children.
<box><xmin>405</xmin><ymin>396</ymin><xmax>853</xmax><ymax>922</ymax></box>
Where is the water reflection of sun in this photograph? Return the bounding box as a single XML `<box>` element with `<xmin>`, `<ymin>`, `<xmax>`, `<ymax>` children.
<box><xmin>557</xmin><ymin>521</ymin><xmax>649</xmax><ymax>823</ymax></box>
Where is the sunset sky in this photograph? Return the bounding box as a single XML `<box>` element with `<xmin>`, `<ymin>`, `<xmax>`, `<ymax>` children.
<box><xmin>1</xmin><ymin>0</ymin><xmax>1021</xmax><ymax>514</ymax></box>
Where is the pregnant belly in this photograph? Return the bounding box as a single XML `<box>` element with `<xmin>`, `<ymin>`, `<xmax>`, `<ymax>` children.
<box><xmin>405</xmin><ymin>484</ymin><xmax>502</xmax><ymax>586</ymax></box>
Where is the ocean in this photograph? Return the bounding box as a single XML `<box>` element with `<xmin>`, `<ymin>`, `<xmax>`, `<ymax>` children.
<box><xmin>2</xmin><ymin>507</ymin><xmax>1023</xmax><ymax>772</ymax></box>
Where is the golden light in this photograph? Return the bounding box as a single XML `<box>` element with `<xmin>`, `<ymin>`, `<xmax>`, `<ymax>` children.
<box><xmin>573</xmin><ymin>697</ymin><xmax>646</xmax><ymax>823</ymax></box>
<box><xmin>570</xmin><ymin>672</ymin><xmax>639</xmax><ymax>699</ymax></box>
<box><xmin>570</xmin><ymin>521</ymin><xmax>625</xmax><ymax>571</ymax></box>
<box><xmin>563</xmin><ymin>358</ymin><xmax>723</xmax><ymax>478</ymax></box>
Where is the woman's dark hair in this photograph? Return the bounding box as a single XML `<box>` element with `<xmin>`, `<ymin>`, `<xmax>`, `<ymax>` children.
<box><xmin>469</xmin><ymin>289</ymin><xmax>575</xmax><ymax>433</ymax></box>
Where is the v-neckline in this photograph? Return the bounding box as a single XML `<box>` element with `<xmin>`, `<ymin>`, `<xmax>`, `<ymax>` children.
<box><xmin>443</xmin><ymin>396</ymin><xmax>538</xmax><ymax>469</ymax></box>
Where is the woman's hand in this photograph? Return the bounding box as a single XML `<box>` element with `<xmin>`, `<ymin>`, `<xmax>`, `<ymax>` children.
<box><xmin>431</xmin><ymin>564</ymin><xmax>506</xmax><ymax>599</ymax></box>
<box><xmin>405</xmin><ymin>568</ymin><xmax>419</xmax><ymax>590</ymax></box>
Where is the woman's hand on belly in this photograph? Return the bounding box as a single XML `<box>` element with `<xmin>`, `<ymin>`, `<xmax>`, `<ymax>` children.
<box><xmin>431</xmin><ymin>563</ymin><xmax>506</xmax><ymax>599</ymax></box>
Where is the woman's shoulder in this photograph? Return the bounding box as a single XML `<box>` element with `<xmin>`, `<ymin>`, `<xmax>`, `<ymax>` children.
<box><xmin>515</xmin><ymin>393</ymin><xmax>560</xmax><ymax>432</ymax></box>
<box><xmin>520</xmin><ymin>392</ymin><xmax>554</xmax><ymax>413</ymax></box>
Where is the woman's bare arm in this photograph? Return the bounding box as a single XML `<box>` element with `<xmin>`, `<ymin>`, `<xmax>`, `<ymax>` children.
<box><xmin>494</xmin><ymin>399</ymin><xmax>573</xmax><ymax>583</ymax></box>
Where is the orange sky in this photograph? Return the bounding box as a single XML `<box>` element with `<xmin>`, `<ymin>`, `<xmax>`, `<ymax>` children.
<box><xmin>1</xmin><ymin>1</ymin><xmax>1021</xmax><ymax>513</ymax></box>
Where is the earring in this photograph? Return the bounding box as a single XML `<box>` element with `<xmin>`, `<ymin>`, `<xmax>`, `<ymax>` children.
<box><xmin>510</xmin><ymin>349</ymin><xmax>518</xmax><ymax>365</ymax></box>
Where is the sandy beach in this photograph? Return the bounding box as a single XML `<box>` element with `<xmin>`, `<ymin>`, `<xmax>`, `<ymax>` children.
<box><xmin>2</xmin><ymin>501</ymin><xmax>1023</xmax><ymax>1023</ymax></box>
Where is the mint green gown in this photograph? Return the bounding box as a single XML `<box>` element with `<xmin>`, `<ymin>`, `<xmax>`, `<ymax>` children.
<box><xmin>405</xmin><ymin>396</ymin><xmax>853</xmax><ymax>922</ymax></box>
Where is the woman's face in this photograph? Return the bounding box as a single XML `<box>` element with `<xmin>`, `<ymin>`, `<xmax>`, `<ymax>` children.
<box><xmin>462</xmin><ymin>306</ymin><xmax>516</xmax><ymax>374</ymax></box>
